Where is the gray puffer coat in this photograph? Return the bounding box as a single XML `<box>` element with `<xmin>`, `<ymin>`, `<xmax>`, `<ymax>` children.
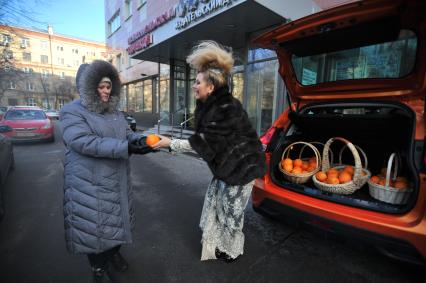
<box><xmin>60</xmin><ymin>60</ymin><xmax>140</xmax><ymax>254</ymax></box>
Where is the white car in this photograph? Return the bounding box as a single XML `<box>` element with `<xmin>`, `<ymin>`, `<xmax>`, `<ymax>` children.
<box><xmin>44</xmin><ymin>110</ymin><xmax>60</xmax><ymax>120</ymax></box>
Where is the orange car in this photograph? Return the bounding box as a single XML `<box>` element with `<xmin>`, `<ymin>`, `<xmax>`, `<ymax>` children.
<box><xmin>252</xmin><ymin>0</ymin><xmax>426</xmax><ymax>265</ymax></box>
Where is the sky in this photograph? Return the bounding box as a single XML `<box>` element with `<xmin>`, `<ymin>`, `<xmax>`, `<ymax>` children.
<box><xmin>16</xmin><ymin>0</ymin><xmax>106</xmax><ymax>43</ymax></box>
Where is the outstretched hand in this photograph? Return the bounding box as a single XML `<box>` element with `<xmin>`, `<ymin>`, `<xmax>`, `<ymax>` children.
<box><xmin>151</xmin><ymin>135</ymin><xmax>171</xmax><ymax>150</ymax></box>
<box><xmin>128</xmin><ymin>139</ymin><xmax>154</xmax><ymax>155</ymax></box>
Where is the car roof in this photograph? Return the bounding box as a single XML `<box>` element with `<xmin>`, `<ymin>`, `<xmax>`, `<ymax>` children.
<box><xmin>9</xmin><ymin>106</ymin><xmax>42</xmax><ymax>110</ymax></box>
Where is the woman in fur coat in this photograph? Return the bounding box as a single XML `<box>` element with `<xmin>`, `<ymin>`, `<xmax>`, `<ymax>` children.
<box><xmin>60</xmin><ymin>60</ymin><xmax>153</xmax><ymax>283</ymax></box>
<box><xmin>153</xmin><ymin>41</ymin><xmax>266</xmax><ymax>262</ymax></box>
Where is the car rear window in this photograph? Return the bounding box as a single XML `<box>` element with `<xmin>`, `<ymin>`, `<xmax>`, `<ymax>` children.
<box><xmin>5</xmin><ymin>110</ymin><xmax>47</xmax><ymax>120</ymax></box>
<box><xmin>292</xmin><ymin>30</ymin><xmax>417</xmax><ymax>85</ymax></box>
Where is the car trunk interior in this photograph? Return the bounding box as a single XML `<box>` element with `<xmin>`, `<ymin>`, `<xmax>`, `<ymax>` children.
<box><xmin>270</xmin><ymin>101</ymin><xmax>420</xmax><ymax>214</ymax></box>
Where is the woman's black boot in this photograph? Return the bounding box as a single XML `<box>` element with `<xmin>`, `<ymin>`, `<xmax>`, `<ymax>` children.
<box><xmin>109</xmin><ymin>251</ymin><xmax>129</xmax><ymax>272</ymax></box>
<box><xmin>92</xmin><ymin>265</ymin><xmax>115</xmax><ymax>283</ymax></box>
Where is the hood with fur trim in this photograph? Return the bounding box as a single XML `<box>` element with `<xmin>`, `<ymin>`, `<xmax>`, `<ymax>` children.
<box><xmin>78</xmin><ymin>60</ymin><xmax>121</xmax><ymax>113</ymax></box>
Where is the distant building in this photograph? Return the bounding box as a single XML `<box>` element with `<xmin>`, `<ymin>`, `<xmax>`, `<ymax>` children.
<box><xmin>104</xmin><ymin>0</ymin><xmax>352</xmax><ymax>134</ymax></box>
<box><xmin>0</xmin><ymin>25</ymin><xmax>112</xmax><ymax>109</ymax></box>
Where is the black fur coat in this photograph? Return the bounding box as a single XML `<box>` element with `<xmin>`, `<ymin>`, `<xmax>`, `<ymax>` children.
<box><xmin>188</xmin><ymin>86</ymin><xmax>266</xmax><ymax>185</ymax></box>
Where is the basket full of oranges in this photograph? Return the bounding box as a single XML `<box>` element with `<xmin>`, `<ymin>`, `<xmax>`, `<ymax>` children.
<box><xmin>368</xmin><ymin>153</ymin><xmax>412</xmax><ymax>205</ymax></box>
<box><xmin>278</xmin><ymin>141</ymin><xmax>321</xmax><ymax>184</ymax></box>
<box><xmin>312</xmin><ymin>137</ymin><xmax>371</xmax><ymax>195</ymax></box>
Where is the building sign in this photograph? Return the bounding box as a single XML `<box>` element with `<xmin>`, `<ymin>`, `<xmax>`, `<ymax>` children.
<box><xmin>127</xmin><ymin>34</ymin><xmax>153</xmax><ymax>55</ymax></box>
<box><xmin>127</xmin><ymin>7</ymin><xmax>176</xmax><ymax>54</ymax></box>
<box><xmin>127</xmin><ymin>0</ymin><xmax>236</xmax><ymax>54</ymax></box>
<box><xmin>176</xmin><ymin>0</ymin><xmax>234</xmax><ymax>30</ymax></box>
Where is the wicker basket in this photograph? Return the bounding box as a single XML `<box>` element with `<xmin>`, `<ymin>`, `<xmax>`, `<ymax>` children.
<box><xmin>336</xmin><ymin>144</ymin><xmax>371</xmax><ymax>187</ymax></box>
<box><xmin>312</xmin><ymin>137</ymin><xmax>365</xmax><ymax>195</ymax></box>
<box><xmin>368</xmin><ymin>153</ymin><xmax>412</xmax><ymax>205</ymax></box>
<box><xmin>278</xmin><ymin>141</ymin><xmax>321</xmax><ymax>184</ymax></box>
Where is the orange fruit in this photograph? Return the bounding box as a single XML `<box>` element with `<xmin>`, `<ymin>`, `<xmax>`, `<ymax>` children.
<box><xmin>343</xmin><ymin>166</ymin><xmax>354</xmax><ymax>175</ymax></box>
<box><xmin>327</xmin><ymin>169</ymin><xmax>339</xmax><ymax>178</ymax></box>
<box><xmin>338</xmin><ymin>171</ymin><xmax>352</xmax><ymax>184</ymax></box>
<box><xmin>395</xmin><ymin>176</ymin><xmax>408</xmax><ymax>183</ymax></box>
<box><xmin>370</xmin><ymin>176</ymin><xmax>380</xmax><ymax>184</ymax></box>
<box><xmin>393</xmin><ymin>181</ymin><xmax>408</xmax><ymax>189</ymax></box>
<box><xmin>283</xmin><ymin>158</ymin><xmax>293</xmax><ymax>166</ymax></box>
<box><xmin>327</xmin><ymin>176</ymin><xmax>340</xmax><ymax>185</ymax></box>
<box><xmin>292</xmin><ymin>167</ymin><xmax>302</xmax><ymax>174</ymax></box>
<box><xmin>315</xmin><ymin>171</ymin><xmax>327</xmax><ymax>182</ymax></box>
<box><xmin>146</xmin><ymin>134</ymin><xmax>161</xmax><ymax>147</ymax></box>
<box><xmin>301</xmin><ymin>161</ymin><xmax>309</xmax><ymax>170</ymax></box>
<box><xmin>293</xmin><ymin>159</ymin><xmax>303</xmax><ymax>167</ymax></box>
<box><xmin>283</xmin><ymin>163</ymin><xmax>293</xmax><ymax>172</ymax></box>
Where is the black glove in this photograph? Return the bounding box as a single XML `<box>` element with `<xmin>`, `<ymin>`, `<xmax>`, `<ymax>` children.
<box><xmin>128</xmin><ymin>141</ymin><xmax>153</xmax><ymax>155</ymax></box>
<box><xmin>135</xmin><ymin>136</ymin><xmax>148</xmax><ymax>146</ymax></box>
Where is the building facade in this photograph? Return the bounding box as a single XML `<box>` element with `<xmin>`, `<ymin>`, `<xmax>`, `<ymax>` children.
<box><xmin>0</xmin><ymin>25</ymin><xmax>112</xmax><ymax>109</ymax></box>
<box><xmin>104</xmin><ymin>0</ymin><xmax>353</xmax><ymax>134</ymax></box>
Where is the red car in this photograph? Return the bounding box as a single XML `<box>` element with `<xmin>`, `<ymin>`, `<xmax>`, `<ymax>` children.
<box><xmin>252</xmin><ymin>0</ymin><xmax>426</xmax><ymax>265</ymax></box>
<box><xmin>0</xmin><ymin>106</ymin><xmax>54</xmax><ymax>142</ymax></box>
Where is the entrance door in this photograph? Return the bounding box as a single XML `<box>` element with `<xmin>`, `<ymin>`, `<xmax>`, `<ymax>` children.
<box><xmin>246</xmin><ymin>59</ymin><xmax>281</xmax><ymax>135</ymax></box>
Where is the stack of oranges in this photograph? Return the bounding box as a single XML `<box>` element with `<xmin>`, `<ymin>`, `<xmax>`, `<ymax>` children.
<box><xmin>315</xmin><ymin>165</ymin><xmax>359</xmax><ymax>185</ymax></box>
<box><xmin>369</xmin><ymin>168</ymin><xmax>409</xmax><ymax>189</ymax></box>
<box><xmin>281</xmin><ymin>157</ymin><xmax>318</xmax><ymax>175</ymax></box>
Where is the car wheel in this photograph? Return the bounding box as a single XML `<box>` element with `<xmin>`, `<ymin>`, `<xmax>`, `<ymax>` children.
<box><xmin>49</xmin><ymin>135</ymin><xmax>55</xmax><ymax>143</ymax></box>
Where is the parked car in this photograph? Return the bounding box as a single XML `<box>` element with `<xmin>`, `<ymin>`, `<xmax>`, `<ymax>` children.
<box><xmin>0</xmin><ymin>106</ymin><xmax>7</xmax><ymax>120</ymax></box>
<box><xmin>0</xmin><ymin>106</ymin><xmax>54</xmax><ymax>142</ymax></box>
<box><xmin>121</xmin><ymin>111</ymin><xmax>137</xmax><ymax>131</ymax></box>
<box><xmin>252</xmin><ymin>0</ymin><xmax>426</xmax><ymax>265</ymax></box>
<box><xmin>44</xmin><ymin>109</ymin><xmax>60</xmax><ymax>120</ymax></box>
<box><xmin>0</xmin><ymin>129</ymin><xmax>14</xmax><ymax>221</ymax></box>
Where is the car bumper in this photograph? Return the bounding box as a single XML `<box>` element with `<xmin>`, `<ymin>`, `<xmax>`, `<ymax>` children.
<box><xmin>7</xmin><ymin>131</ymin><xmax>53</xmax><ymax>142</ymax></box>
<box><xmin>252</xmin><ymin>178</ymin><xmax>426</xmax><ymax>265</ymax></box>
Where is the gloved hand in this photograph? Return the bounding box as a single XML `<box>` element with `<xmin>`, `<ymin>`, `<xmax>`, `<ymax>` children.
<box><xmin>128</xmin><ymin>141</ymin><xmax>153</xmax><ymax>155</ymax></box>
<box><xmin>135</xmin><ymin>136</ymin><xmax>148</xmax><ymax>146</ymax></box>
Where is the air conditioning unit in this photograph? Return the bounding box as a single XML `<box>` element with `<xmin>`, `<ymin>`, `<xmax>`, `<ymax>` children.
<box><xmin>20</xmin><ymin>43</ymin><xmax>26</xmax><ymax>49</ymax></box>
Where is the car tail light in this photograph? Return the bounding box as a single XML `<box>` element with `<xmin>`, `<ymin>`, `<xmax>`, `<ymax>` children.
<box><xmin>260</xmin><ymin>126</ymin><xmax>276</xmax><ymax>150</ymax></box>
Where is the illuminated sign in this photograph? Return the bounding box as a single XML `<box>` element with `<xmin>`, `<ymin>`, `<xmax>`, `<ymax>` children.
<box><xmin>176</xmin><ymin>0</ymin><xmax>234</xmax><ymax>30</ymax></box>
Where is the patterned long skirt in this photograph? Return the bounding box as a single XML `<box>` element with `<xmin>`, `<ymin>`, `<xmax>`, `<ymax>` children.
<box><xmin>199</xmin><ymin>178</ymin><xmax>254</xmax><ymax>260</ymax></box>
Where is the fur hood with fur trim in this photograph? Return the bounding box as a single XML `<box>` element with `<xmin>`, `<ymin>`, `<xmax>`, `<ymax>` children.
<box><xmin>78</xmin><ymin>60</ymin><xmax>121</xmax><ymax>113</ymax></box>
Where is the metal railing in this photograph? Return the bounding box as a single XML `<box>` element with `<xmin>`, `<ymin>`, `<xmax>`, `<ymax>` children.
<box><xmin>179</xmin><ymin>115</ymin><xmax>194</xmax><ymax>138</ymax></box>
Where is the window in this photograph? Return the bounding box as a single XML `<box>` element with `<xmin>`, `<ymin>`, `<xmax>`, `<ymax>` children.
<box><xmin>9</xmin><ymin>81</ymin><xmax>16</xmax><ymax>89</ymax></box>
<box><xmin>57</xmin><ymin>45</ymin><xmax>64</xmax><ymax>51</ymax></box>
<box><xmin>138</xmin><ymin>0</ymin><xmax>147</xmax><ymax>9</ymax></box>
<box><xmin>116</xmin><ymin>54</ymin><xmax>122</xmax><ymax>71</ymax></box>
<box><xmin>72</xmin><ymin>48</ymin><xmax>79</xmax><ymax>54</ymax></box>
<box><xmin>58</xmin><ymin>99</ymin><xmax>65</xmax><ymax>108</ymax></box>
<box><xmin>40</xmin><ymin>41</ymin><xmax>48</xmax><ymax>49</ymax></box>
<box><xmin>23</xmin><ymin>67</ymin><xmax>33</xmax><ymax>74</ymax></box>
<box><xmin>292</xmin><ymin>30</ymin><xmax>418</xmax><ymax>85</ymax></box>
<box><xmin>42</xmin><ymin>69</ymin><xmax>49</xmax><ymax>78</ymax></box>
<box><xmin>41</xmin><ymin>55</ymin><xmax>49</xmax><ymax>64</ymax></box>
<box><xmin>74</xmin><ymin>60</ymin><xmax>79</xmax><ymax>67</ymax></box>
<box><xmin>26</xmin><ymin>82</ymin><xmax>35</xmax><ymax>91</ymax></box>
<box><xmin>27</xmin><ymin>98</ymin><xmax>37</xmax><ymax>106</ymax></box>
<box><xmin>60</xmin><ymin>72</ymin><xmax>65</xmax><ymax>79</ymax></box>
<box><xmin>23</xmin><ymin>52</ymin><xmax>31</xmax><ymax>62</ymax></box>
<box><xmin>2</xmin><ymin>34</ymin><xmax>12</xmax><ymax>45</ymax></box>
<box><xmin>4</xmin><ymin>50</ymin><xmax>13</xmax><ymax>59</ymax></box>
<box><xmin>125</xmin><ymin>0</ymin><xmax>132</xmax><ymax>19</ymax></box>
<box><xmin>21</xmin><ymin>38</ymin><xmax>30</xmax><ymax>48</ymax></box>
<box><xmin>108</xmin><ymin>11</ymin><xmax>121</xmax><ymax>35</ymax></box>
<box><xmin>58</xmin><ymin>57</ymin><xmax>64</xmax><ymax>65</ymax></box>
<box><xmin>42</xmin><ymin>98</ymin><xmax>50</xmax><ymax>109</ymax></box>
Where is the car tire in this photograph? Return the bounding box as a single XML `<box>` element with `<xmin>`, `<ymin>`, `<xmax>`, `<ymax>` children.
<box><xmin>49</xmin><ymin>136</ymin><xmax>55</xmax><ymax>143</ymax></box>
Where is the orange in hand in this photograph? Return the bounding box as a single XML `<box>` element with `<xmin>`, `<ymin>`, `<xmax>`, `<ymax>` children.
<box><xmin>145</xmin><ymin>134</ymin><xmax>161</xmax><ymax>147</ymax></box>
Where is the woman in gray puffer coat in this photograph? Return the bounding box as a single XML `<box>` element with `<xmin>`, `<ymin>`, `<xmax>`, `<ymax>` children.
<box><xmin>60</xmin><ymin>60</ymin><xmax>152</xmax><ymax>283</ymax></box>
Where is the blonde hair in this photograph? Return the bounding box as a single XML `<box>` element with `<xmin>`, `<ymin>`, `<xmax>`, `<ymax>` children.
<box><xmin>186</xmin><ymin>40</ymin><xmax>234</xmax><ymax>89</ymax></box>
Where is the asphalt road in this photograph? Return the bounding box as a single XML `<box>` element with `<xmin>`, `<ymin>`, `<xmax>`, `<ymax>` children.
<box><xmin>0</xmin><ymin>122</ymin><xmax>424</xmax><ymax>283</ymax></box>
